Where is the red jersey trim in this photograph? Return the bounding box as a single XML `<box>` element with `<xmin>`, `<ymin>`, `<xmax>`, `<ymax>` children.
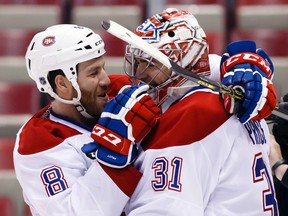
<box><xmin>100</xmin><ymin>164</ymin><xmax>142</xmax><ymax>197</ymax></box>
<box><xmin>107</xmin><ymin>74</ymin><xmax>132</xmax><ymax>99</ymax></box>
<box><xmin>142</xmin><ymin>90</ymin><xmax>231</xmax><ymax>150</ymax></box>
<box><xmin>18</xmin><ymin>105</ymin><xmax>81</xmax><ymax>155</ymax></box>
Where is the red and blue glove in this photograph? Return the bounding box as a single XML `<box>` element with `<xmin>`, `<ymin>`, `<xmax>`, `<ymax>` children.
<box><xmin>220</xmin><ymin>40</ymin><xmax>277</xmax><ymax>124</ymax></box>
<box><xmin>82</xmin><ymin>84</ymin><xmax>161</xmax><ymax>168</ymax></box>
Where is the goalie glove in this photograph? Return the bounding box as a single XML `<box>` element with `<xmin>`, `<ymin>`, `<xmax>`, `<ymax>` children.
<box><xmin>220</xmin><ymin>40</ymin><xmax>277</xmax><ymax>124</ymax></box>
<box><xmin>82</xmin><ymin>84</ymin><xmax>161</xmax><ymax>168</ymax></box>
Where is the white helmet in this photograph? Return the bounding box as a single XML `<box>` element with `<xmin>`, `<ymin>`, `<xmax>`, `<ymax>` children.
<box><xmin>25</xmin><ymin>24</ymin><xmax>105</xmax><ymax>118</ymax></box>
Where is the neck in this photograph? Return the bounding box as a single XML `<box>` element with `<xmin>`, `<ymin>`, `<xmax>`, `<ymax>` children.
<box><xmin>51</xmin><ymin>101</ymin><xmax>98</xmax><ymax>128</ymax></box>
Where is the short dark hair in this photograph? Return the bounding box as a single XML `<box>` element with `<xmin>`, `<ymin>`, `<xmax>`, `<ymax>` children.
<box><xmin>47</xmin><ymin>69</ymin><xmax>65</xmax><ymax>101</ymax></box>
<box><xmin>46</xmin><ymin>65</ymin><xmax>79</xmax><ymax>101</ymax></box>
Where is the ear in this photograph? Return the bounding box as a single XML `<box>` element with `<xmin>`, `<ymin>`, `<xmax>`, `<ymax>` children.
<box><xmin>55</xmin><ymin>74</ymin><xmax>72</xmax><ymax>95</ymax></box>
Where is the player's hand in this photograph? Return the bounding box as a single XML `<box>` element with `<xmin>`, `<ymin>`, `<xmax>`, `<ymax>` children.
<box><xmin>82</xmin><ymin>140</ymin><xmax>139</xmax><ymax>169</ymax></box>
<box><xmin>82</xmin><ymin>84</ymin><xmax>161</xmax><ymax>168</ymax></box>
<box><xmin>220</xmin><ymin>40</ymin><xmax>277</xmax><ymax>124</ymax></box>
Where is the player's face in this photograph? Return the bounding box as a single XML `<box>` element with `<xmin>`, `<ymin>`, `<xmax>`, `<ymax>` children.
<box><xmin>135</xmin><ymin>59</ymin><xmax>172</xmax><ymax>87</ymax></box>
<box><xmin>76</xmin><ymin>56</ymin><xmax>111</xmax><ymax>117</ymax></box>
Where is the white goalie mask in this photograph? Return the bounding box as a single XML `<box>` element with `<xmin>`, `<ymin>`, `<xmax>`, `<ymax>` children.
<box><xmin>25</xmin><ymin>24</ymin><xmax>105</xmax><ymax>118</ymax></box>
<box><xmin>124</xmin><ymin>8</ymin><xmax>210</xmax><ymax>105</ymax></box>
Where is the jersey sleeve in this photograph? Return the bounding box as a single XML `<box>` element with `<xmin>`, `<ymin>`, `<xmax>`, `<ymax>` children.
<box><xmin>14</xmin><ymin>115</ymin><xmax>141</xmax><ymax>216</ymax></box>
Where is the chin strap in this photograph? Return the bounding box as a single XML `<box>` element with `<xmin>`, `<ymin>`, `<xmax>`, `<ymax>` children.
<box><xmin>71</xmin><ymin>78</ymin><xmax>95</xmax><ymax>119</ymax></box>
<box><xmin>155</xmin><ymin>76</ymin><xmax>187</xmax><ymax>106</ymax></box>
<box><xmin>73</xmin><ymin>99</ymin><xmax>94</xmax><ymax>119</ymax></box>
<box><xmin>47</xmin><ymin>78</ymin><xmax>94</xmax><ymax>119</ymax></box>
<box><xmin>167</xmin><ymin>83</ymin><xmax>198</xmax><ymax>97</ymax></box>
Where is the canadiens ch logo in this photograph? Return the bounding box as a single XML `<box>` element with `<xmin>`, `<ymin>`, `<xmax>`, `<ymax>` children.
<box><xmin>42</xmin><ymin>36</ymin><xmax>56</xmax><ymax>46</ymax></box>
<box><xmin>136</xmin><ymin>14</ymin><xmax>168</xmax><ymax>42</ymax></box>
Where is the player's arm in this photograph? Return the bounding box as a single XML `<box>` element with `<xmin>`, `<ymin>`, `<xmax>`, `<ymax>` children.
<box><xmin>270</xmin><ymin>134</ymin><xmax>288</xmax><ymax>188</ymax></box>
<box><xmin>219</xmin><ymin>40</ymin><xmax>277</xmax><ymax>124</ymax></box>
<box><xmin>14</xmin><ymin>136</ymin><xmax>141</xmax><ymax>216</ymax></box>
<box><xmin>125</xmin><ymin>92</ymin><xmax>232</xmax><ymax>215</ymax></box>
<box><xmin>82</xmin><ymin>84</ymin><xmax>161</xmax><ymax>168</ymax></box>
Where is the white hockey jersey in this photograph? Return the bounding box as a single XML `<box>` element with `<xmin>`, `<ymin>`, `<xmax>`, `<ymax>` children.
<box><xmin>13</xmin><ymin>75</ymin><xmax>141</xmax><ymax>216</ymax></box>
<box><xmin>124</xmin><ymin>55</ymin><xmax>278</xmax><ymax>216</ymax></box>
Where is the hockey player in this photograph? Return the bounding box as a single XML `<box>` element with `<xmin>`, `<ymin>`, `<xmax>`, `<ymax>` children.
<box><xmin>13</xmin><ymin>24</ymin><xmax>160</xmax><ymax>216</ymax></box>
<box><xmin>14</xmin><ymin>13</ymin><xmax>276</xmax><ymax>216</ymax></box>
<box><xmin>119</xmin><ymin>8</ymin><xmax>278</xmax><ymax>215</ymax></box>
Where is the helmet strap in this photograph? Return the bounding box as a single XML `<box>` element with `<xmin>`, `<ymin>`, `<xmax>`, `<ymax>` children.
<box><xmin>73</xmin><ymin>99</ymin><xmax>94</xmax><ymax>119</ymax></box>
<box><xmin>156</xmin><ymin>76</ymin><xmax>187</xmax><ymax>106</ymax></box>
<box><xmin>47</xmin><ymin>78</ymin><xmax>94</xmax><ymax>119</ymax></box>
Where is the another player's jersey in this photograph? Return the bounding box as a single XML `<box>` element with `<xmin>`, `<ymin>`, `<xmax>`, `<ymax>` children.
<box><xmin>125</xmin><ymin>87</ymin><xmax>277</xmax><ymax>216</ymax></box>
<box><xmin>124</xmin><ymin>56</ymin><xmax>278</xmax><ymax>215</ymax></box>
<box><xmin>13</xmin><ymin>74</ymin><xmax>139</xmax><ymax>216</ymax></box>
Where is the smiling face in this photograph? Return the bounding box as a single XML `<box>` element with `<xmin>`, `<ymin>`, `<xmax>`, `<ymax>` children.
<box><xmin>76</xmin><ymin>56</ymin><xmax>111</xmax><ymax>117</ymax></box>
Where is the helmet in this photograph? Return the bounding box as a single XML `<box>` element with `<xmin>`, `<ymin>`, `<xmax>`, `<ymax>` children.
<box><xmin>25</xmin><ymin>24</ymin><xmax>105</xmax><ymax>107</ymax></box>
<box><xmin>124</xmin><ymin>8</ymin><xmax>210</xmax><ymax>105</ymax></box>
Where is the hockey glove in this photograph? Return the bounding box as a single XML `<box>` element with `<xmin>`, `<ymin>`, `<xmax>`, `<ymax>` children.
<box><xmin>82</xmin><ymin>141</ymin><xmax>139</xmax><ymax>169</ymax></box>
<box><xmin>82</xmin><ymin>84</ymin><xmax>161</xmax><ymax>168</ymax></box>
<box><xmin>220</xmin><ymin>40</ymin><xmax>277</xmax><ymax>124</ymax></box>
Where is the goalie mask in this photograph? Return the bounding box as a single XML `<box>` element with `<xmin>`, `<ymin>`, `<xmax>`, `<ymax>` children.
<box><xmin>124</xmin><ymin>8</ymin><xmax>210</xmax><ymax>105</ymax></box>
<box><xmin>25</xmin><ymin>24</ymin><xmax>105</xmax><ymax>118</ymax></box>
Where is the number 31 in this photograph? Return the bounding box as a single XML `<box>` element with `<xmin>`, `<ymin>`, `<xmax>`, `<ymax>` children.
<box><xmin>151</xmin><ymin>157</ymin><xmax>183</xmax><ymax>192</ymax></box>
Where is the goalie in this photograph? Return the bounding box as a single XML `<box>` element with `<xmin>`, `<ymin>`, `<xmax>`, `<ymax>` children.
<box><xmin>116</xmin><ymin>8</ymin><xmax>277</xmax><ymax>215</ymax></box>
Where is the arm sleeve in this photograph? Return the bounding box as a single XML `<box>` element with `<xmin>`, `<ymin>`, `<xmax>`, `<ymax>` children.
<box><xmin>14</xmin><ymin>136</ymin><xmax>142</xmax><ymax>216</ymax></box>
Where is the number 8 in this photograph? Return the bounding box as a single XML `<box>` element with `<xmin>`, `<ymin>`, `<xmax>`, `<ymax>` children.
<box><xmin>41</xmin><ymin>165</ymin><xmax>68</xmax><ymax>197</ymax></box>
